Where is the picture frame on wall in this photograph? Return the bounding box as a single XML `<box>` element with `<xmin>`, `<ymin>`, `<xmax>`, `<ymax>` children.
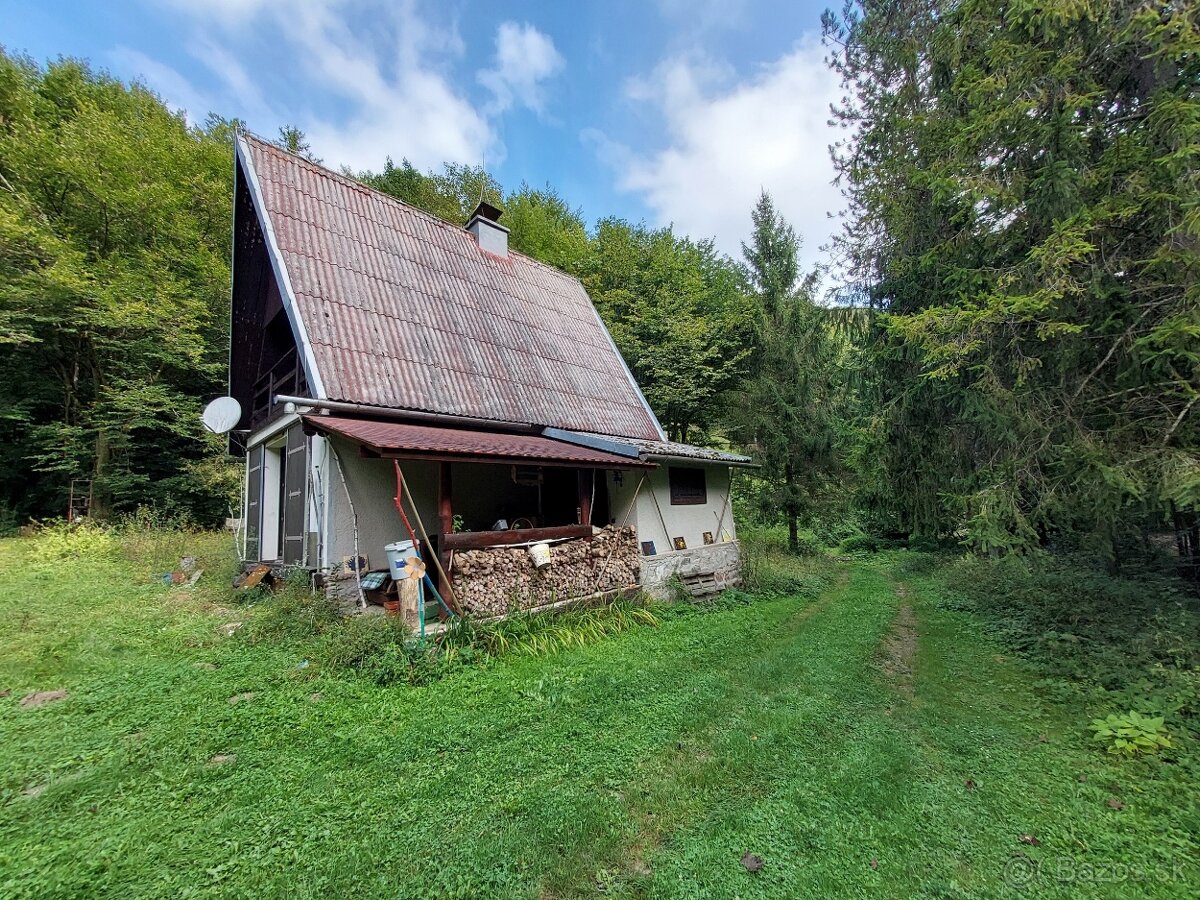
<box><xmin>673</xmin><ymin>536</ymin><xmax>687</xmax><ymax>551</ymax></box>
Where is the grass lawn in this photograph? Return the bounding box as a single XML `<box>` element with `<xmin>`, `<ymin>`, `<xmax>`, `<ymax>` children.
<box><xmin>1</xmin><ymin>530</ymin><xmax>1196</xmax><ymax>898</ymax></box>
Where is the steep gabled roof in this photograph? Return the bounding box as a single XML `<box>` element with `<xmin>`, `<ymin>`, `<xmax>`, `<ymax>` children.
<box><xmin>236</xmin><ymin>134</ymin><xmax>665</xmax><ymax>441</ymax></box>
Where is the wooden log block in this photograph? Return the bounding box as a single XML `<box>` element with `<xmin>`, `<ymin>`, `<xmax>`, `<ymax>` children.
<box><xmin>400</xmin><ymin>575</ymin><xmax>421</xmax><ymax>629</ymax></box>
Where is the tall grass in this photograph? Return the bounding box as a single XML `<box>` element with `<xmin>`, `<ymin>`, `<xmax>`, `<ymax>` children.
<box><xmin>20</xmin><ymin>509</ymin><xmax>241</xmax><ymax>589</ymax></box>
<box><xmin>442</xmin><ymin>600</ymin><xmax>658</xmax><ymax>658</ymax></box>
<box><xmin>237</xmin><ymin>584</ymin><xmax>662</xmax><ymax>686</ymax></box>
<box><xmin>738</xmin><ymin>525</ymin><xmax>838</xmax><ymax>599</ymax></box>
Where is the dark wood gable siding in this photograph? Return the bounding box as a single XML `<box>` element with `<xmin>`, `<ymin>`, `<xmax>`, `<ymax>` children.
<box><xmin>281</xmin><ymin>424</ymin><xmax>308</xmax><ymax>564</ymax></box>
<box><xmin>229</xmin><ymin>161</ymin><xmax>306</xmax><ymax>436</ymax></box>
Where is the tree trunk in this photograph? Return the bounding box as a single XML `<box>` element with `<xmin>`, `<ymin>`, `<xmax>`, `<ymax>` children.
<box><xmin>90</xmin><ymin>428</ymin><xmax>111</xmax><ymax>519</ymax></box>
<box><xmin>1171</xmin><ymin>502</ymin><xmax>1199</xmax><ymax>583</ymax></box>
<box><xmin>785</xmin><ymin>462</ymin><xmax>798</xmax><ymax>554</ymax></box>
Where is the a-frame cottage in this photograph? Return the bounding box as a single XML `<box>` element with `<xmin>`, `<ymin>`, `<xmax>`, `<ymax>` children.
<box><xmin>229</xmin><ymin>134</ymin><xmax>752</xmax><ymax>615</ymax></box>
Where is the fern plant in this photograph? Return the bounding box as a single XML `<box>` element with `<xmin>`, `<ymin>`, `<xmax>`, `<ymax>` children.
<box><xmin>1089</xmin><ymin>711</ymin><xmax>1172</xmax><ymax>757</ymax></box>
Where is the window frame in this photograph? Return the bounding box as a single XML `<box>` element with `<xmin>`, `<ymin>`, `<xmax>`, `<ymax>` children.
<box><xmin>668</xmin><ymin>466</ymin><xmax>707</xmax><ymax>506</ymax></box>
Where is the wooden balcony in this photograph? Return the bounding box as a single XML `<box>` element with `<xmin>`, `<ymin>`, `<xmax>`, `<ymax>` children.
<box><xmin>250</xmin><ymin>348</ymin><xmax>307</xmax><ymax>429</ymax></box>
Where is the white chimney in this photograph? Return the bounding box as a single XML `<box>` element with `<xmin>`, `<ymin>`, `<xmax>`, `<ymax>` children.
<box><xmin>465</xmin><ymin>200</ymin><xmax>508</xmax><ymax>257</ymax></box>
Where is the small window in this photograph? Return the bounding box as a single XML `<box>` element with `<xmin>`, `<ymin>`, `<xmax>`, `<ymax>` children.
<box><xmin>669</xmin><ymin>467</ymin><xmax>706</xmax><ymax>505</ymax></box>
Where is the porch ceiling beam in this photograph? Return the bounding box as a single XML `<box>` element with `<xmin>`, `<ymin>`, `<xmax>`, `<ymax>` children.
<box><xmin>371</xmin><ymin>450</ymin><xmax>652</xmax><ymax>470</ymax></box>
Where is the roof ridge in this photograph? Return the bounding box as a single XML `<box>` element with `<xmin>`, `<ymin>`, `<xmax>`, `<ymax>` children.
<box><xmin>239</xmin><ymin>132</ymin><xmax>583</xmax><ymax>285</ymax></box>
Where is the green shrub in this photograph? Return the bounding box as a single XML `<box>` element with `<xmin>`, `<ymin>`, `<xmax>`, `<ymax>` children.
<box><xmin>1089</xmin><ymin>711</ymin><xmax>1173</xmax><ymax>757</ymax></box>
<box><xmin>810</xmin><ymin>512</ymin><xmax>873</xmax><ymax>548</ymax></box>
<box><xmin>666</xmin><ymin>573</ymin><xmax>693</xmax><ymax>603</ymax></box>
<box><xmin>248</xmin><ymin>593</ymin><xmax>665</xmax><ymax>687</ymax></box>
<box><xmin>240</xmin><ymin>573</ymin><xmax>340</xmax><ymax>644</ymax></box>
<box><xmin>236</xmin><ymin>569</ymin><xmax>663</xmax><ymax>686</ymax></box>
<box><xmin>739</xmin><ymin>525</ymin><xmax>825</xmax><ymax>556</ymax></box>
<box><xmin>322</xmin><ymin>613</ymin><xmax>412</xmax><ymax>669</ymax></box>
<box><xmin>907</xmin><ymin>535</ymin><xmax>947</xmax><ymax>553</ymax></box>
<box><xmin>738</xmin><ymin>525</ymin><xmax>790</xmax><ymax>556</ymax></box>
<box><xmin>31</xmin><ymin>519</ymin><xmax>119</xmax><ymax>561</ymax></box>
<box><xmin>738</xmin><ymin>537</ymin><xmax>837</xmax><ymax>600</ymax></box>
<box><xmin>0</xmin><ymin>503</ymin><xmax>19</xmax><ymax>537</ymax></box>
<box><xmin>838</xmin><ymin>532</ymin><xmax>880</xmax><ymax>554</ymax></box>
<box><xmin>793</xmin><ymin>530</ymin><xmax>823</xmax><ymax>556</ymax></box>
<box><xmin>895</xmin><ymin>552</ymin><xmax>942</xmax><ymax>576</ymax></box>
<box><xmin>654</xmin><ymin>588</ymin><xmax>759</xmax><ymax>621</ymax></box>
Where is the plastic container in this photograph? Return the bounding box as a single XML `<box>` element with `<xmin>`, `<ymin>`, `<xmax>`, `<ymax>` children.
<box><xmin>528</xmin><ymin>542</ymin><xmax>552</xmax><ymax>569</ymax></box>
<box><xmin>385</xmin><ymin>540</ymin><xmax>417</xmax><ymax>581</ymax></box>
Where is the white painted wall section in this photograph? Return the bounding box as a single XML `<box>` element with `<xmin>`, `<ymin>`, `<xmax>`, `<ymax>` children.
<box><xmin>325</xmin><ymin>438</ymin><xmax>439</xmax><ymax>572</ymax></box>
<box><xmin>633</xmin><ymin>464</ymin><xmax>736</xmax><ymax>553</ymax></box>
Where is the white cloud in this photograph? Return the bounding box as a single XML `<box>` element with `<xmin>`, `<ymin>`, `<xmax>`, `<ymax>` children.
<box><xmin>477</xmin><ymin>22</ymin><xmax>564</xmax><ymax>115</ymax></box>
<box><xmin>595</xmin><ymin>37</ymin><xmax>842</xmax><ymax>273</ymax></box>
<box><xmin>138</xmin><ymin>0</ymin><xmax>501</xmax><ymax>173</ymax></box>
<box><xmin>157</xmin><ymin>0</ymin><xmax>272</xmax><ymax>29</ymax></box>
<box><xmin>265</xmin><ymin>1</ymin><xmax>490</xmax><ymax>172</ymax></box>
<box><xmin>187</xmin><ymin>35</ymin><xmax>270</xmax><ymax>120</ymax></box>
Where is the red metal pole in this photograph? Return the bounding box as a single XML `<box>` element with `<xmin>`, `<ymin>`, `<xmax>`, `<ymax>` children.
<box><xmin>392</xmin><ymin>461</ymin><xmax>420</xmax><ymax>548</ymax></box>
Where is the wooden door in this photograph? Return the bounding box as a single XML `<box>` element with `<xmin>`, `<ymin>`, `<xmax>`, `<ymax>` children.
<box><xmin>281</xmin><ymin>425</ymin><xmax>308</xmax><ymax>565</ymax></box>
<box><xmin>245</xmin><ymin>445</ymin><xmax>263</xmax><ymax>561</ymax></box>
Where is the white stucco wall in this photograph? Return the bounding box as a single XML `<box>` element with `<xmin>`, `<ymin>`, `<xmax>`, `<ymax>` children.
<box><xmin>605</xmin><ymin>469</ymin><xmax>645</xmax><ymax>531</ymax></box>
<box><xmin>632</xmin><ymin>464</ymin><xmax>736</xmax><ymax>554</ymax></box>
<box><xmin>324</xmin><ymin>437</ymin><xmax>439</xmax><ymax>572</ymax></box>
<box><xmin>254</xmin><ymin>426</ymin><xmax>745</xmax><ymax>602</ymax></box>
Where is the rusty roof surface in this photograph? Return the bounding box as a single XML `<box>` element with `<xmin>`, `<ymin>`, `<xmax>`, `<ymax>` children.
<box><xmin>240</xmin><ymin>135</ymin><xmax>664</xmax><ymax>441</ymax></box>
<box><xmin>304</xmin><ymin>416</ymin><xmax>653</xmax><ymax>468</ymax></box>
<box><xmin>567</xmin><ymin>431</ymin><xmax>757</xmax><ymax>466</ymax></box>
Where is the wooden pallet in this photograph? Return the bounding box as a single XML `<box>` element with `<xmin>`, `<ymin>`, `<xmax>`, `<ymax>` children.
<box><xmin>679</xmin><ymin>571</ymin><xmax>723</xmax><ymax>597</ymax></box>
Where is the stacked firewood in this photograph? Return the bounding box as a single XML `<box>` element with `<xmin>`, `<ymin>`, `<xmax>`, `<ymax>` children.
<box><xmin>451</xmin><ymin>526</ymin><xmax>639</xmax><ymax>617</ymax></box>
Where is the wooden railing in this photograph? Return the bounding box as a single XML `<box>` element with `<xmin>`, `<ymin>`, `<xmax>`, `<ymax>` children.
<box><xmin>250</xmin><ymin>349</ymin><xmax>306</xmax><ymax>427</ymax></box>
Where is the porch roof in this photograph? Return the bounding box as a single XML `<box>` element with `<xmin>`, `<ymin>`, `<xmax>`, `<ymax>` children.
<box><xmin>302</xmin><ymin>415</ymin><xmax>654</xmax><ymax>469</ymax></box>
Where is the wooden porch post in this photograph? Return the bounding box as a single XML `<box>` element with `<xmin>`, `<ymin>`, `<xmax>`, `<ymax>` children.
<box><xmin>578</xmin><ymin>468</ymin><xmax>593</xmax><ymax>527</ymax></box>
<box><xmin>438</xmin><ymin>461</ymin><xmax>453</xmax><ymax>607</ymax></box>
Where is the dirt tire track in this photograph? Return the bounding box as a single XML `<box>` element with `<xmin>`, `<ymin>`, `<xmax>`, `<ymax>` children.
<box><xmin>879</xmin><ymin>583</ymin><xmax>918</xmax><ymax>699</ymax></box>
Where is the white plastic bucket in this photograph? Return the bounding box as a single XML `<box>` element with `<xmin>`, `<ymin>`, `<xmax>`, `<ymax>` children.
<box><xmin>528</xmin><ymin>542</ymin><xmax>552</xmax><ymax>569</ymax></box>
<box><xmin>385</xmin><ymin>540</ymin><xmax>417</xmax><ymax>581</ymax></box>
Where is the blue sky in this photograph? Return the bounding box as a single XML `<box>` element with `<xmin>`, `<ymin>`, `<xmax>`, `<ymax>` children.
<box><xmin>2</xmin><ymin>0</ymin><xmax>842</xmax><ymax>269</ymax></box>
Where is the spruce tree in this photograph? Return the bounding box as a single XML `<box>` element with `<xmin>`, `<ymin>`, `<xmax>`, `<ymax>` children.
<box><xmin>732</xmin><ymin>192</ymin><xmax>838</xmax><ymax>553</ymax></box>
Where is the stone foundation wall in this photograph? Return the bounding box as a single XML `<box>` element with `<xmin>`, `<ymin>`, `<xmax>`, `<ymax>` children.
<box><xmin>450</xmin><ymin>526</ymin><xmax>639</xmax><ymax>617</ymax></box>
<box><xmin>640</xmin><ymin>541</ymin><xmax>742</xmax><ymax>600</ymax></box>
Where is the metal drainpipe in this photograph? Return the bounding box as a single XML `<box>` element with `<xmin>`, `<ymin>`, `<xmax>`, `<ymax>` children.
<box><xmin>273</xmin><ymin>395</ymin><xmax>542</xmax><ymax>433</ymax></box>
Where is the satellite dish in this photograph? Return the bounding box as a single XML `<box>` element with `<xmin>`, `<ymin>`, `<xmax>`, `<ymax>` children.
<box><xmin>202</xmin><ymin>397</ymin><xmax>243</xmax><ymax>435</ymax></box>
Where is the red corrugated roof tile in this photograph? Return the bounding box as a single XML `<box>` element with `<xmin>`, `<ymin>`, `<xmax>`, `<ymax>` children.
<box><xmin>242</xmin><ymin>136</ymin><xmax>663</xmax><ymax>440</ymax></box>
<box><xmin>303</xmin><ymin>416</ymin><xmax>653</xmax><ymax>468</ymax></box>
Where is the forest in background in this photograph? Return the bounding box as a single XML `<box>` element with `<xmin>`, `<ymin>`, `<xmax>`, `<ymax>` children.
<box><xmin>1</xmin><ymin>0</ymin><xmax>1197</xmax><ymax>578</ymax></box>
